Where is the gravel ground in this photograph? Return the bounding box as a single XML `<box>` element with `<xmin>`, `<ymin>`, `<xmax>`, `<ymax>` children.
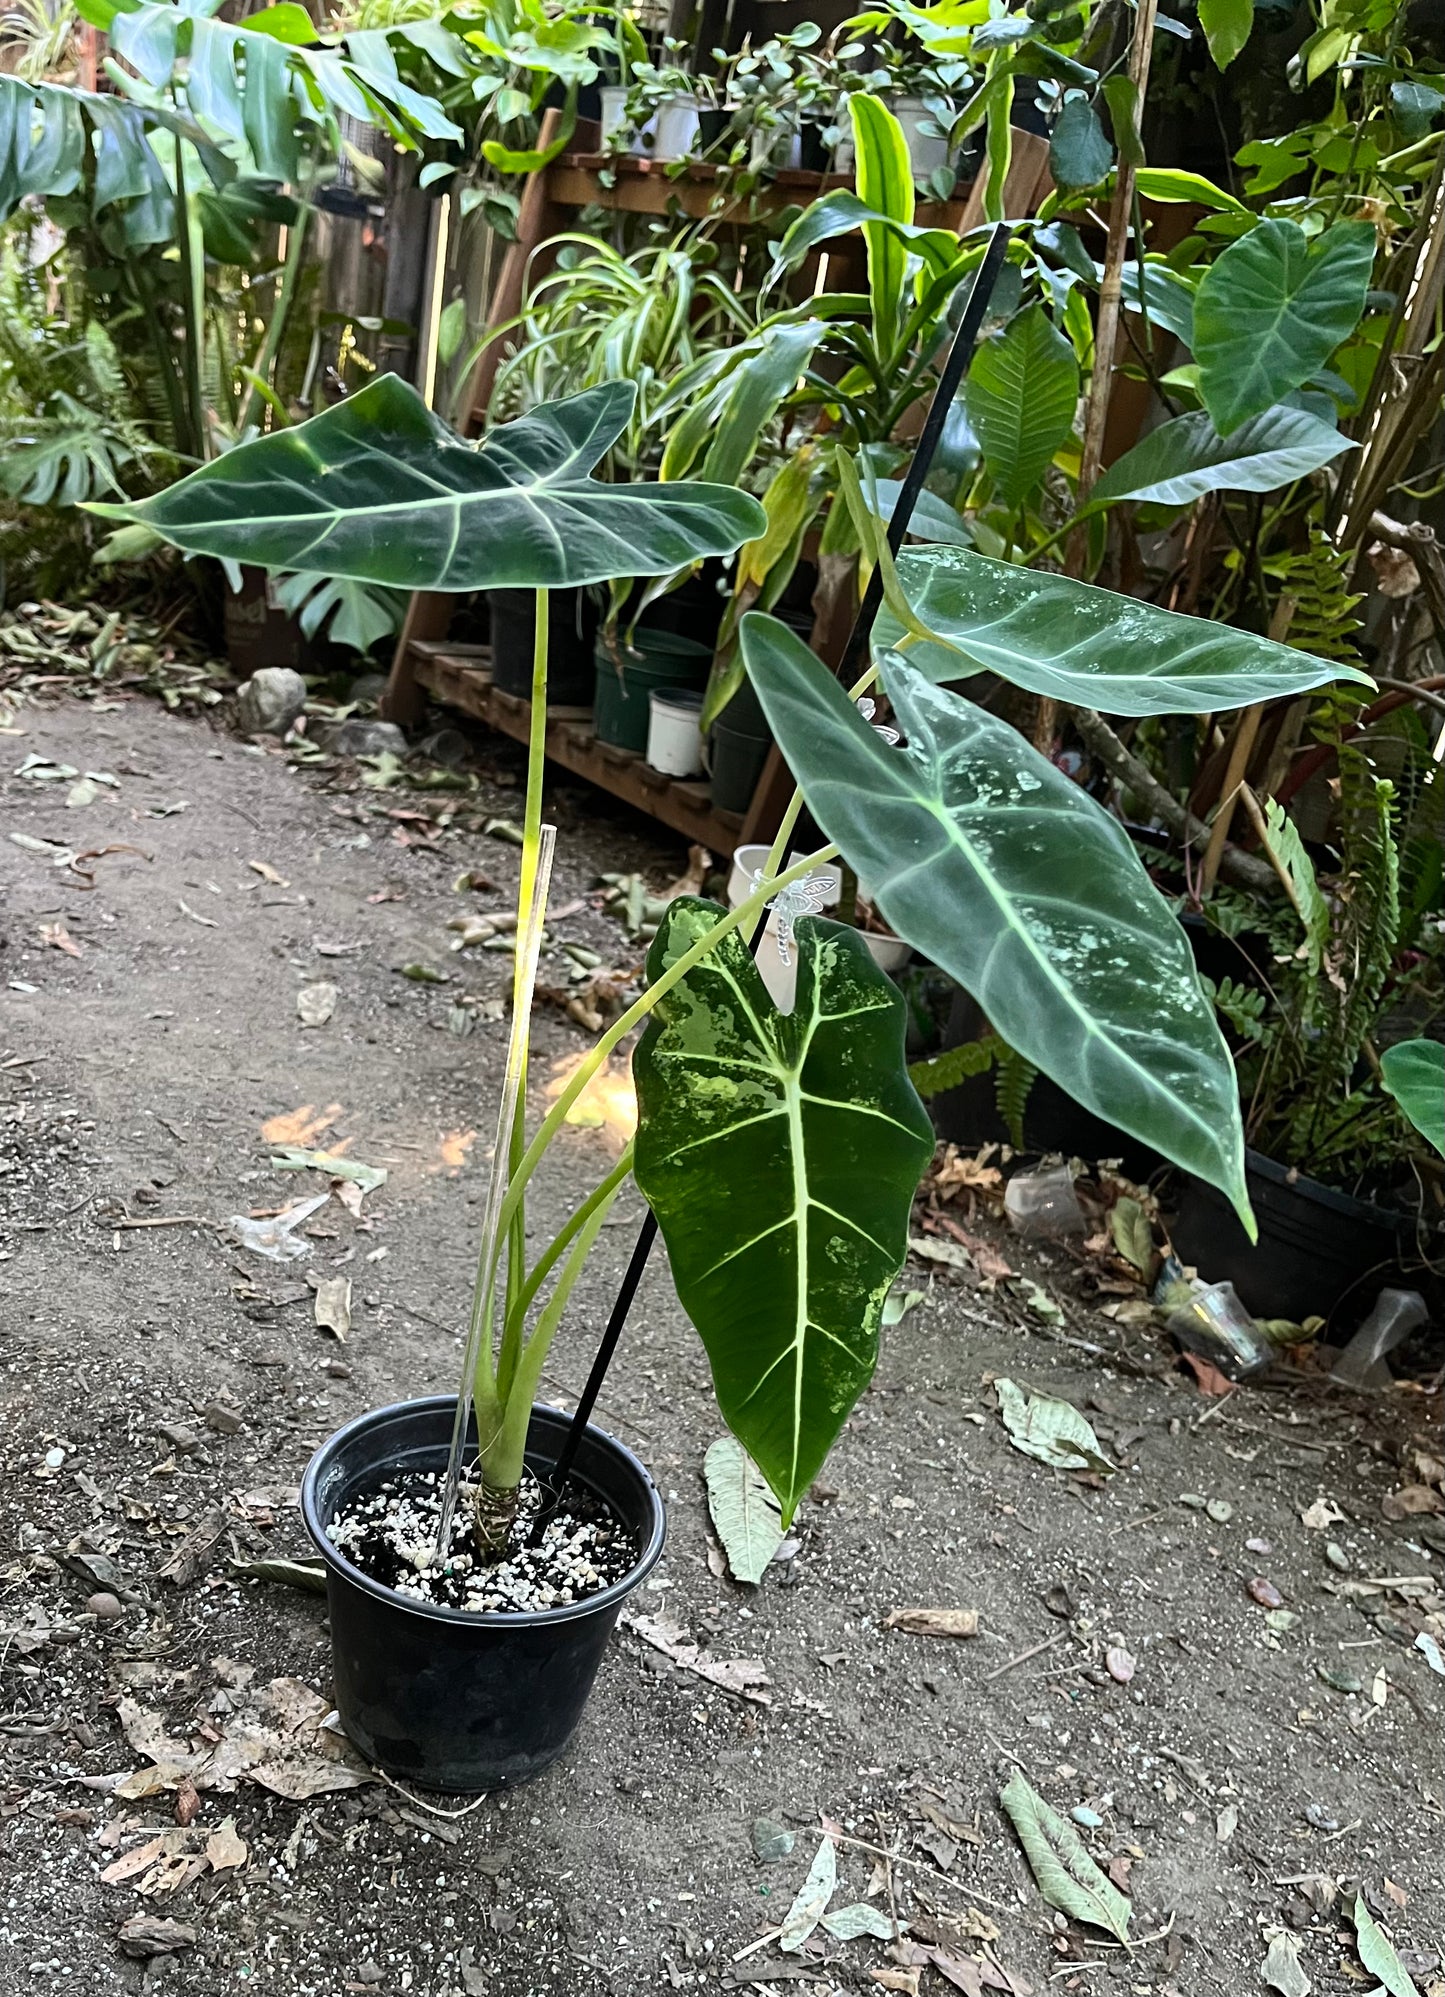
<box><xmin>2</xmin><ymin>682</ymin><xmax>1444</xmax><ymax>1997</ymax></box>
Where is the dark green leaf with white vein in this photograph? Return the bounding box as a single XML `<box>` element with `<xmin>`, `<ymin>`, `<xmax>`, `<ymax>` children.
<box><xmin>871</xmin><ymin>547</ymin><xmax>1372</xmax><ymax>715</ymax></box>
<box><xmin>89</xmin><ymin>378</ymin><xmax>766</xmax><ymax>591</ymax></box>
<box><xmin>633</xmin><ymin>901</ymin><xmax>934</xmax><ymax>1523</ymax></box>
<box><xmin>740</xmin><ymin>614</ymin><xmax>1254</xmax><ymax>1229</ymax></box>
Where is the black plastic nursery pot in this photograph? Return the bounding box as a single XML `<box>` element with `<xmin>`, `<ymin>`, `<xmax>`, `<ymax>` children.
<box><xmin>1171</xmin><ymin>1149</ymin><xmax>1413</xmax><ymax>1327</ymax></box>
<box><xmin>487</xmin><ymin>587</ymin><xmax>598</xmax><ymax>705</ymax></box>
<box><xmin>708</xmin><ymin>675</ymin><xmax>772</xmax><ymax>815</ymax></box>
<box><xmin>301</xmin><ymin>1397</ymin><xmax>666</xmax><ymax>1794</ymax></box>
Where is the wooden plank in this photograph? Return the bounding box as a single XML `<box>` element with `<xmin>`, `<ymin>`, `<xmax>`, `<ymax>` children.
<box><xmin>381</xmin><ymin>592</ymin><xmax>455</xmax><ymax>725</ymax></box>
<box><xmin>412</xmin><ymin>655</ymin><xmax>745</xmax><ymax>852</ymax></box>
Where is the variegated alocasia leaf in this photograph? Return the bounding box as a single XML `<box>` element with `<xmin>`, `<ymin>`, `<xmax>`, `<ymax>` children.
<box><xmin>91</xmin><ymin>378</ymin><xmax>766</xmax><ymax>590</ymax></box>
<box><xmin>633</xmin><ymin>900</ymin><xmax>933</xmax><ymax>1522</ymax></box>
<box><xmin>739</xmin><ymin>612</ymin><xmax>1254</xmax><ymax>1229</ymax></box>
<box><xmin>872</xmin><ymin>545</ymin><xmax>1371</xmax><ymax>716</ymax></box>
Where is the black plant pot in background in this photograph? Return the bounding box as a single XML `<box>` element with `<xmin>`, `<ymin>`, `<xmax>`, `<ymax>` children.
<box><xmin>1171</xmin><ymin>1151</ymin><xmax>1416</xmax><ymax>1329</ymax></box>
<box><xmin>302</xmin><ymin>1397</ymin><xmax>666</xmax><ymax>1794</ymax></box>
<box><xmin>488</xmin><ymin>588</ymin><xmax>598</xmax><ymax>705</ymax></box>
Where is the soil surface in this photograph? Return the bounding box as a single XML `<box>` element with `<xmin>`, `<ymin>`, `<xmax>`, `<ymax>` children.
<box><xmin>2</xmin><ymin>680</ymin><xmax>1444</xmax><ymax>1997</ymax></box>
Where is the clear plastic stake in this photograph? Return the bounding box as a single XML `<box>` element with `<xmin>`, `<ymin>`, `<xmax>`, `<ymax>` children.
<box><xmin>430</xmin><ymin>821</ymin><xmax>557</xmax><ymax>1566</ymax></box>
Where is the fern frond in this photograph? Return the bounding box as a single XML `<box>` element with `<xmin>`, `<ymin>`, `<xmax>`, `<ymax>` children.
<box><xmin>995</xmin><ymin>1043</ymin><xmax>1039</xmax><ymax>1150</ymax></box>
<box><xmin>908</xmin><ymin>1035</ymin><xmax>998</xmax><ymax>1101</ymax></box>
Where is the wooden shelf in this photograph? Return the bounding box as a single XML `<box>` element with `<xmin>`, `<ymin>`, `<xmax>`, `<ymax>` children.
<box><xmin>551</xmin><ymin>151</ymin><xmax>977</xmax><ymax>230</ymax></box>
<box><xmin>410</xmin><ymin>643</ymin><xmax>747</xmax><ymax>854</ymax></box>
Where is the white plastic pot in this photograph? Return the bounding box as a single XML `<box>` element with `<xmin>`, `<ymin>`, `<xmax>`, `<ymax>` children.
<box><xmin>863</xmin><ymin>931</ymin><xmax>913</xmax><ymax>974</ymax></box>
<box><xmin>835</xmin><ymin>95</ymin><xmax>953</xmax><ymax>180</ymax></box>
<box><xmin>599</xmin><ymin>85</ymin><xmax>648</xmax><ymax>153</ymax></box>
<box><xmin>893</xmin><ymin>96</ymin><xmax>954</xmax><ymax>178</ymax></box>
<box><xmin>646</xmin><ymin>688</ymin><xmax>705</xmax><ymax>777</ymax></box>
<box><xmin>652</xmin><ymin>93</ymin><xmax>702</xmax><ymax>161</ymax></box>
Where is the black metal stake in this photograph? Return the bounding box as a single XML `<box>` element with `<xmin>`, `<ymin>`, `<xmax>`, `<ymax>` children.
<box><xmin>531</xmin><ymin>222</ymin><xmax>1013</xmax><ymax>1536</ymax></box>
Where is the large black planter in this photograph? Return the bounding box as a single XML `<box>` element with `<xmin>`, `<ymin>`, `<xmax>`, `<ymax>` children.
<box><xmin>302</xmin><ymin>1397</ymin><xmax>666</xmax><ymax>1793</ymax></box>
<box><xmin>1171</xmin><ymin>1150</ymin><xmax>1413</xmax><ymax>1326</ymax></box>
<box><xmin>488</xmin><ymin>589</ymin><xmax>598</xmax><ymax>705</ymax></box>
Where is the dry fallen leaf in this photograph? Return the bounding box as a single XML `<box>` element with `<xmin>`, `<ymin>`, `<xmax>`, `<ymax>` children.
<box><xmin>174</xmin><ymin>1778</ymin><xmax>200</xmax><ymax>1827</ymax></box>
<box><xmin>260</xmin><ymin>1103</ymin><xmax>343</xmax><ymax>1147</ymax></box>
<box><xmin>1301</xmin><ymin>1498</ymin><xmax>1347</xmax><ymax>1532</ymax></box>
<box><xmin>117</xmin><ymin>1916</ymin><xmax>196</xmax><ymax>1959</ymax></box>
<box><xmin>205</xmin><ymin>1819</ymin><xmax>248</xmax><ymax>1872</ymax></box>
<box><xmin>883</xmin><ymin>1608</ymin><xmax>980</xmax><ymax>1639</ymax></box>
<box><xmin>622</xmin><ymin>1611</ymin><xmax>771</xmax><ymax>1704</ymax></box>
<box><xmin>313</xmin><ymin>1277</ymin><xmax>352</xmax><ymax>1342</ymax></box>
<box><xmin>296</xmin><ymin>982</ymin><xmax>337</xmax><ymax>1028</ymax></box>
<box><xmin>1179</xmin><ymin>1350</ymin><xmax>1235</xmax><ymax>1396</ymax></box>
<box><xmin>39</xmin><ymin>921</ymin><xmax>82</xmax><ymax>958</ymax></box>
<box><xmin>112</xmin><ymin>1676</ymin><xmax>374</xmax><ymax>1801</ymax></box>
<box><xmin>1382</xmin><ymin>1485</ymin><xmax>1444</xmax><ymax>1522</ymax></box>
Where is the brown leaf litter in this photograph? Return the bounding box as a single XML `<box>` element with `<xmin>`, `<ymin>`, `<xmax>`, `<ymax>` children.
<box><xmin>108</xmin><ymin>1674</ymin><xmax>374</xmax><ymax>1801</ymax></box>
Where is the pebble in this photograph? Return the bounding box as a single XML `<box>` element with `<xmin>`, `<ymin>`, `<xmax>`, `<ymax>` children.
<box><xmin>327</xmin><ymin>1361</ymin><xmax>352</xmax><ymax>1380</ymax></box>
<box><xmin>203</xmin><ymin>1403</ymin><xmax>244</xmax><ymax>1435</ymax></box>
<box><xmin>43</xmin><ymin>1448</ymin><xmax>65</xmax><ymax>1470</ymax></box>
<box><xmin>86</xmin><ymin>1592</ymin><xmax>124</xmax><ymax>1620</ymax></box>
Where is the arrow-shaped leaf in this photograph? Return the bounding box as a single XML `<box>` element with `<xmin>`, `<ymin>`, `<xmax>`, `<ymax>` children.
<box><xmin>1001</xmin><ymin>1771</ymin><xmax>1131</xmax><ymax>1940</ymax></box>
<box><xmin>872</xmin><ymin>546</ymin><xmax>1371</xmax><ymax>715</ymax></box>
<box><xmin>1193</xmin><ymin>218</ymin><xmax>1375</xmax><ymax>435</ymax></box>
<box><xmin>740</xmin><ymin>613</ymin><xmax>1254</xmax><ymax>1226</ymax></box>
<box><xmin>91</xmin><ymin>378</ymin><xmax>766</xmax><ymax>591</ymax></box>
<box><xmin>1381</xmin><ymin>1039</ymin><xmax>1445</xmax><ymax>1156</ymax></box>
<box><xmin>633</xmin><ymin>900</ymin><xmax>934</xmax><ymax>1523</ymax></box>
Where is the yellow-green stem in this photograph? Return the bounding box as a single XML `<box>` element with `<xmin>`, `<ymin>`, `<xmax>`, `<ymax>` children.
<box><xmin>491</xmin><ymin>846</ymin><xmax>839</xmax><ymax>1259</ymax></box>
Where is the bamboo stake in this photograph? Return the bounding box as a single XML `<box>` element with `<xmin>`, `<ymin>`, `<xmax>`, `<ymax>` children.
<box><xmin>1198</xmin><ymin>596</ymin><xmax>1296</xmax><ymax>896</ymax></box>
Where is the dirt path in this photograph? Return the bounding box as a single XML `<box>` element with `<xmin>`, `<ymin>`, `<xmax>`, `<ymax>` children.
<box><xmin>2</xmin><ymin>693</ymin><xmax>1443</xmax><ymax>1997</ymax></box>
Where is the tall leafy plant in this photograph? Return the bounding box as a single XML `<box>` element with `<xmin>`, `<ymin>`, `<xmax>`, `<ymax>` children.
<box><xmin>95</xmin><ymin>377</ymin><xmax>1369</xmax><ymax>1537</ymax></box>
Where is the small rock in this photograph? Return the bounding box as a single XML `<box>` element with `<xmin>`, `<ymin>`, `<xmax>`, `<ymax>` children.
<box><xmin>156</xmin><ymin>1422</ymin><xmax>201</xmax><ymax>1456</ymax></box>
<box><xmin>355</xmin><ymin>1963</ymin><xmax>386</xmax><ymax>1986</ymax></box>
<box><xmin>43</xmin><ymin>1447</ymin><xmax>65</xmax><ymax>1470</ymax></box>
<box><xmin>1246</xmin><ymin>1576</ymin><xmax>1284</xmax><ymax>1609</ymax></box>
<box><xmin>203</xmin><ymin>1403</ymin><xmax>244</xmax><ymax>1436</ymax></box>
<box><xmin>326</xmin><ymin>1360</ymin><xmax>352</xmax><ymax>1380</ymax></box>
<box><xmin>86</xmin><ymin>1592</ymin><xmax>124</xmax><ymax>1620</ymax></box>
<box><xmin>326</xmin><ymin>718</ymin><xmax>408</xmax><ymax>759</ymax></box>
<box><xmin>236</xmin><ymin>667</ymin><xmax>307</xmax><ymax>737</ymax></box>
<box><xmin>1325</xmin><ymin>1541</ymin><xmax>1351</xmax><ymax>1572</ymax></box>
<box><xmin>1071</xmin><ymin>1805</ymin><xmax>1104</xmax><ymax>1828</ymax></box>
<box><xmin>1105</xmin><ymin>1645</ymin><xmax>1136</xmax><ymax>1684</ymax></box>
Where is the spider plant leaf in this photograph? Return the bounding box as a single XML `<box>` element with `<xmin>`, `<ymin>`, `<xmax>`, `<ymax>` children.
<box><xmin>871</xmin><ymin>547</ymin><xmax>1373</xmax><ymax>714</ymax></box>
<box><xmin>1380</xmin><ymin>1040</ymin><xmax>1445</xmax><ymax>1157</ymax></box>
<box><xmin>90</xmin><ymin>377</ymin><xmax>766</xmax><ymax>589</ymax></box>
<box><xmin>633</xmin><ymin>899</ymin><xmax>934</xmax><ymax>1524</ymax></box>
<box><xmin>740</xmin><ymin>613</ymin><xmax>1254</xmax><ymax>1230</ymax></box>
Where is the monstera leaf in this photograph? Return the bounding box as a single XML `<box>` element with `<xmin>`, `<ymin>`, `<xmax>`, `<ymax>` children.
<box><xmin>739</xmin><ymin>614</ymin><xmax>1253</xmax><ymax>1227</ymax></box>
<box><xmin>633</xmin><ymin>900</ymin><xmax>933</xmax><ymax>1521</ymax></box>
<box><xmin>871</xmin><ymin>547</ymin><xmax>1371</xmax><ymax>716</ymax></box>
<box><xmin>91</xmin><ymin>379</ymin><xmax>766</xmax><ymax>590</ymax></box>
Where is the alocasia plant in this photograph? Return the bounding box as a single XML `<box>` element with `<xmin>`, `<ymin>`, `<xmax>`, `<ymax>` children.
<box><xmin>96</xmin><ymin>367</ymin><xmax>1370</xmax><ymax>1540</ymax></box>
